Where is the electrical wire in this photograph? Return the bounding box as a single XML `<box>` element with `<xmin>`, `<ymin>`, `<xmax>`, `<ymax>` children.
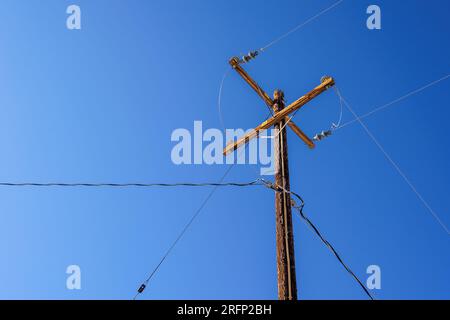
<box><xmin>218</xmin><ymin>67</ymin><xmax>232</xmax><ymax>133</ymax></box>
<box><xmin>332</xmin><ymin>87</ymin><xmax>344</xmax><ymax>130</ymax></box>
<box><xmin>0</xmin><ymin>181</ymin><xmax>263</xmax><ymax>188</ymax></box>
<box><xmin>336</xmin><ymin>73</ymin><xmax>450</xmax><ymax>130</ymax></box>
<box><xmin>292</xmin><ymin>199</ymin><xmax>375</xmax><ymax>300</ymax></box>
<box><xmin>132</xmin><ymin>165</ymin><xmax>241</xmax><ymax>300</ymax></box>
<box><xmin>334</xmin><ymin>87</ymin><xmax>450</xmax><ymax>235</ymax></box>
<box><xmin>0</xmin><ymin>177</ymin><xmax>375</xmax><ymax>298</ymax></box>
<box><xmin>126</xmin><ymin>177</ymin><xmax>375</xmax><ymax>300</ymax></box>
<box><xmin>272</xmin><ymin>109</ymin><xmax>300</xmax><ymax>141</ymax></box>
<box><xmin>260</xmin><ymin>179</ymin><xmax>375</xmax><ymax>300</ymax></box>
<box><xmin>133</xmin><ymin>142</ymin><xmax>254</xmax><ymax>300</ymax></box>
<box><xmin>217</xmin><ymin>65</ymin><xmax>273</xmax><ymax>138</ymax></box>
<box><xmin>259</xmin><ymin>0</ymin><xmax>345</xmax><ymax>52</ymax></box>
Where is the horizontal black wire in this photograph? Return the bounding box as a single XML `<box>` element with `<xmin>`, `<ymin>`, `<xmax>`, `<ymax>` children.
<box><xmin>133</xmin><ymin>165</ymin><xmax>239</xmax><ymax>300</ymax></box>
<box><xmin>130</xmin><ymin>178</ymin><xmax>374</xmax><ymax>300</ymax></box>
<box><xmin>0</xmin><ymin>177</ymin><xmax>373</xmax><ymax>299</ymax></box>
<box><xmin>0</xmin><ymin>181</ymin><xmax>263</xmax><ymax>188</ymax></box>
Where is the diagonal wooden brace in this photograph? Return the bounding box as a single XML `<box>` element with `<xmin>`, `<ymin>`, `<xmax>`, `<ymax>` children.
<box><xmin>229</xmin><ymin>57</ymin><xmax>315</xmax><ymax>149</ymax></box>
<box><xmin>223</xmin><ymin>76</ymin><xmax>335</xmax><ymax>155</ymax></box>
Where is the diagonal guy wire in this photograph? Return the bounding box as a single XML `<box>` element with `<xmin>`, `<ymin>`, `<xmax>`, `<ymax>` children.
<box><xmin>335</xmin><ymin>88</ymin><xmax>449</xmax><ymax>236</ymax></box>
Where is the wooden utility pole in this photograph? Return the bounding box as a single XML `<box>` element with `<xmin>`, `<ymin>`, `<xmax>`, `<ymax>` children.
<box><xmin>273</xmin><ymin>90</ymin><xmax>297</xmax><ymax>300</ymax></box>
<box><xmin>223</xmin><ymin>55</ymin><xmax>335</xmax><ymax>300</ymax></box>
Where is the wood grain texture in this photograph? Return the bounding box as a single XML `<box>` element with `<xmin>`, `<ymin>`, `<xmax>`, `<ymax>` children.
<box><xmin>273</xmin><ymin>93</ymin><xmax>297</xmax><ymax>300</ymax></box>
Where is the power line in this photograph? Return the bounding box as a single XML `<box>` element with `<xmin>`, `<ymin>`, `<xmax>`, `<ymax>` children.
<box><xmin>259</xmin><ymin>0</ymin><xmax>345</xmax><ymax>52</ymax></box>
<box><xmin>335</xmin><ymin>88</ymin><xmax>450</xmax><ymax>235</ymax></box>
<box><xmin>218</xmin><ymin>67</ymin><xmax>232</xmax><ymax>133</ymax></box>
<box><xmin>0</xmin><ymin>174</ymin><xmax>375</xmax><ymax>297</ymax></box>
<box><xmin>292</xmin><ymin>197</ymin><xmax>375</xmax><ymax>300</ymax></box>
<box><xmin>260</xmin><ymin>180</ymin><xmax>374</xmax><ymax>300</ymax></box>
<box><xmin>133</xmin><ymin>136</ymin><xmax>258</xmax><ymax>300</ymax></box>
<box><xmin>216</xmin><ymin>66</ymin><xmax>275</xmax><ymax>139</ymax></box>
<box><xmin>271</xmin><ymin>80</ymin><xmax>344</xmax><ymax>142</ymax></box>
<box><xmin>0</xmin><ymin>175</ymin><xmax>272</xmax><ymax>298</ymax></box>
<box><xmin>0</xmin><ymin>181</ymin><xmax>263</xmax><ymax>188</ymax></box>
<box><xmin>132</xmin><ymin>160</ymin><xmax>252</xmax><ymax>299</ymax></box>
<box><xmin>123</xmin><ymin>176</ymin><xmax>374</xmax><ymax>300</ymax></box>
<box><xmin>337</xmin><ymin>73</ymin><xmax>450</xmax><ymax>130</ymax></box>
<box><xmin>235</xmin><ymin>0</ymin><xmax>344</xmax><ymax>66</ymax></box>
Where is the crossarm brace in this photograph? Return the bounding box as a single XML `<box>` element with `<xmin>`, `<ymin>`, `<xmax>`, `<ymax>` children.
<box><xmin>223</xmin><ymin>76</ymin><xmax>335</xmax><ymax>155</ymax></box>
<box><xmin>229</xmin><ymin>57</ymin><xmax>316</xmax><ymax>149</ymax></box>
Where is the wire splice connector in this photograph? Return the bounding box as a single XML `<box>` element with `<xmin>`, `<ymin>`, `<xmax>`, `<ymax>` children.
<box><xmin>137</xmin><ymin>284</ymin><xmax>146</xmax><ymax>294</ymax></box>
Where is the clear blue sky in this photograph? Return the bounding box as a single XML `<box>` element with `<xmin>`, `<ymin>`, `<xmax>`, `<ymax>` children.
<box><xmin>0</xmin><ymin>0</ymin><xmax>449</xmax><ymax>299</ymax></box>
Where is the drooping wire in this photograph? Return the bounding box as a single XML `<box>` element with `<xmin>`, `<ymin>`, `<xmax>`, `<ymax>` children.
<box><xmin>0</xmin><ymin>174</ymin><xmax>376</xmax><ymax>298</ymax></box>
<box><xmin>309</xmin><ymin>86</ymin><xmax>344</xmax><ymax>142</ymax></box>
<box><xmin>259</xmin><ymin>179</ymin><xmax>375</xmax><ymax>300</ymax></box>
<box><xmin>125</xmin><ymin>177</ymin><xmax>375</xmax><ymax>300</ymax></box>
<box><xmin>217</xmin><ymin>65</ymin><xmax>273</xmax><ymax>137</ymax></box>
<box><xmin>9</xmin><ymin>175</ymin><xmax>376</xmax><ymax>298</ymax></box>
<box><xmin>332</xmin><ymin>87</ymin><xmax>344</xmax><ymax>130</ymax></box>
<box><xmin>291</xmin><ymin>198</ymin><xmax>375</xmax><ymax>300</ymax></box>
<box><xmin>218</xmin><ymin>67</ymin><xmax>232</xmax><ymax>133</ymax></box>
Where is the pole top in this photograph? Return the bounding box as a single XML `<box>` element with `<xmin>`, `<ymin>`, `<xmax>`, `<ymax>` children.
<box><xmin>273</xmin><ymin>89</ymin><xmax>285</xmax><ymax>102</ymax></box>
<box><xmin>229</xmin><ymin>57</ymin><xmax>240</xmax><ymax>68</ymax></box>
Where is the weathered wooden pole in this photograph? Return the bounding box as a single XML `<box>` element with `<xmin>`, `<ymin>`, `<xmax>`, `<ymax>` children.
<box><xmin>273</xmin><ymin>89</ymin><xmax>297</xmax><ymax>300</ymax></box>
<box><xmin>222</xmin><ymin>57</ymin><xmax>334</xmax><ymax>299</ymax></box>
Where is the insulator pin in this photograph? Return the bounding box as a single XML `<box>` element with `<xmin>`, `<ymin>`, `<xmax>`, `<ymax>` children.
<box><xmin>313</xmin><ymin>130</ymin><xmax>332</xmax><ymax>141</ymax></box>
<box><xmin>241</xmin><ymin>50</ymin><xmax>259</xmax><ymax>63</ymax></box>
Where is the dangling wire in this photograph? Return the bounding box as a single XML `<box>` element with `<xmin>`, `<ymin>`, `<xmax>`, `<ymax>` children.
<box><xmin>312</xmin><ymin>85</ymin><xmax>344</xmax><ymax>142</ymax></box>
<box><xmin>127</xmin><ymin>177</ymin><xmax>375</xmax><ymax>300</ymax></box>
<box><xmin>290</xmin><ymin>197</ymin><xmax>375</xmax><ymax>300</ymax></box>
<box><xmin>259</xmin><ymin>179</ymin><xmax>375</xmax><ymax>300</ymax></box>
<box><xmin>217</xmin><ymin>66</ymin><xmax>273</xmax><ymax>137</ymax></box>
<box><xmin>331</xmin><ymin>86</ymin><xmax>344</xmax><ymax>130</ymax></box>
<box><xmin>217</xmin><ymin>67</ymin><xmax>232</xmax><ymax>133</ymax></box>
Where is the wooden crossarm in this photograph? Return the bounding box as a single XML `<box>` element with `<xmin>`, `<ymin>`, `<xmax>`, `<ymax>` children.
<box><xmin>223</xmin><ymin>76</ymin><xmax>335</xmax><ymax>155</ymax></box>
<box><xmin>223</xmin><ymin>129</ymin><xmax>260</xmax><ymax>156</ymax></box>
<box><xmin>229</xmin><ymin>57</ymin><xmax>273</xmax><ymax>108</ymax></box>
<box><xmin>270</xmin><ymin>76</ymin><xmax>335</xmax><ymax>123</ymax></box>
<box><xmin>229</xmin><ymin>57</ymin><xmax>317</xmax><ymax>149</ymax></box>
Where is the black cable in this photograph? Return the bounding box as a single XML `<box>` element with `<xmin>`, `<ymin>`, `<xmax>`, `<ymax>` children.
<box><xmin>293</xmin><ymin>202</ymin><xmax>375</xmax><ymax>300</ymax></box>
<box><xmin>0</xmin><ymin>181</ymin><xmax>262</xmax><ymax>188</ymax></box>
<box><xmin>132</xmin><ymin>179</ymin><xmax>374</xmax><ymax>300</ymax></box>
<box><xmin>260</xmin><ymin>180</ymin><xmax>375</xmax><ymax>300</ymax></box>
<box><xmin>0</xmin><ymin>177</ymin><xmax>373</xmax><ymax>299</ymax></box>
